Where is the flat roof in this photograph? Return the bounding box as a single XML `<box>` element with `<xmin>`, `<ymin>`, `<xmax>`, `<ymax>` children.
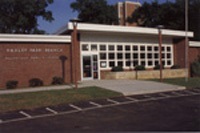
<box><xmin>64</xmin><ymin>23</ymin><xmax>194</xmax><ymax>38</ymax></box>
<box><xmin>0</xmin><ymin>34</ymin><xmax>71</xmax><ymax>43</ymax></box>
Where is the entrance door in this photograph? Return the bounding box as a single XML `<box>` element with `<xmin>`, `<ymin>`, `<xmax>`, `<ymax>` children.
<box><xmin>82</xmin><ymin>55</ymin><xmax>99</xmax><ymax>80</ymax></box>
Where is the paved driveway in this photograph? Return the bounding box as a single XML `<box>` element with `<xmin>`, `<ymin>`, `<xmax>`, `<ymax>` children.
<box><xmin>79</xmin><ymin>80</ymin><xmax>185</xmax><ymax>95</ymax></box>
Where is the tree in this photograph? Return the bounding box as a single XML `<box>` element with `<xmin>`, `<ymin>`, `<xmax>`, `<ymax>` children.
<box><xmin>0</xmin><ymin>0</ymin><xmax>54</xmax><ymax>34</ymax></box>
<box><xmin>71</xmin><ymin>0</ymin><xmax>118</xmax><ymax>25</ymax></box>
<box><xmin>128</xmin><ymin>0</ymin><xmax>200</xmax><ymax>40</ymax></box>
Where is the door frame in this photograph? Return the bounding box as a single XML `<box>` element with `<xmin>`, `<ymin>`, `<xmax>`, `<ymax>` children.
<box><xmin>81</xmin><ymin>54</ymin><xmax>100</xmax><ymax>81</ymax></box>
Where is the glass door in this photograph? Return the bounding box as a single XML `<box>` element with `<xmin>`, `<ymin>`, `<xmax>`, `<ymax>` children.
<box><xmin>83</xmin><ymin>56</ymin><xmax>92</xmax><ymax>79</ymax></box>
<box><xmin>82</xmin><ymin>55</ymin><xmax>99</xmax><ymax>80</ymax></box>
<box><xmin>93</xmin><ymin>55</ymin><xmax>98</xmax><ymax>79</ymax></box>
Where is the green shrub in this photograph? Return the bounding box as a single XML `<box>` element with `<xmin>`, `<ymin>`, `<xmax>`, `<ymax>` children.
<box><xmin>6</xmin><ymin>80</ymin><xmax>18</xmax><ymax>89</ymax></box>
<box><xmin>52</xmin><ymin>77</ymin><xmax>64</xmax><ymax>85</ymax></box>
<box><xmin>29</xmin><ymin>78</ymin><xmax>43</xmax><ymax>87</ymax></box>
<box><xmin>135</xmin><ymin>65</ymin><xmax>145</xmax><ymax>71</ymax></box>
<box><xmin>191</xmin><ymin>61</ymin><xmax>200</xmax><ymax>77</ymax></box>
<box><xmin>154</xmin><ymin>64</ymin><xmax>164</xmax><ymax>70</ymax></box>
<box><xmin>111</xmin><ymin>66</ymin><xmax>124</xmax><ymax>72</ymax></box>
<box><xmin>171</xmin><ymin>65</ymin><xmax>180</xmax><ymax>69</ymax></box>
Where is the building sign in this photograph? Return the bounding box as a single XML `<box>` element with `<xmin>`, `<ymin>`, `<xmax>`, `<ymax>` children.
<box><xmin>3</xmin><ymin>48</ymin><xmax>64</xmax><ymax>61</ymax></box>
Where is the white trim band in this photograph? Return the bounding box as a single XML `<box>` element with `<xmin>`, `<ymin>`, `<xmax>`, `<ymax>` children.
<box><xmin>0</xmin><ymin>34</ymin><xmax>71</xmax><ymax>43</ymax></box>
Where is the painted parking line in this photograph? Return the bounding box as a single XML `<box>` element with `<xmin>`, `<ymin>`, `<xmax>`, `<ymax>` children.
<box><xmin>89</xmin><ymin>101</ymin><xmax>102</xmax><ymax>107</ymax></box>
<box><xmin>69</xmin><ymin>104</ymin><xmax>82</xmax><ymax>111</ymax></box>
<box><xmin>125</xmin><ymin>96</ymin><xmax>139</xmax><ymax>101</ymax></box>
<box><xmin>107</xmin><ymin>98</ymin><xmax>120</xmax><ymax>104</ymax></box>
<box><xmin>46</xmin><ymin>107</ymin><xmax>58</xmax><ymax>114</ymax></box>
<box><xmin>171</xmin><ymin>91</ymin><xmax>185</xmax><ymax>96</ymax></box>
<box><xmin>158</xmin><ymin>93</ymin><xmax>172</xmax><ymax>97</ymax></box>
<box><xmin>19</xmin><ymin>111</ymin><xmax>32</xmax><ymax>118</ymax></box>
<box><xmin>183</xmin><ymin>90</ymin><xmax>197</xmax><ymax>95</ymax></box>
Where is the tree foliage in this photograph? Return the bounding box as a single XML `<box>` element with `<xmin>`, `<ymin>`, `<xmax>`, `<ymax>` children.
<box><xmin>128</xmin><ymin>0</ymin><xmax>200</xmax><ymax>40</ymax></box>
<box><xmin>71</xmin><ymin>0</ymin><xmax>118</xmax><ymax>25</ymax></box>
<box><xmin>0</xmin><ymin>0</ymin><xmax>54</xmax><ymax>34</ymax></box>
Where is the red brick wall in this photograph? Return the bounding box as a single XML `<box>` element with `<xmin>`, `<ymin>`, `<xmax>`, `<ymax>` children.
<box><xmin>173</xmin><ymin>39</ymin><xmax>187</xmax><ymax>68</ymax></box>
<box><xmin>0</xmin><ymin>43</ymin><xmax>71</xmax><ymax>88</ymax></box>
<box><xmin>189</xmin><ymin>47</ymin><xmax>200</xmax><ymax>64</ymax></box>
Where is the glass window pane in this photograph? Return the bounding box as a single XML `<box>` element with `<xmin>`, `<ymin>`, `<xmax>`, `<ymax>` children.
<box><xmin>117</xmin><ymin>53</ymin><xmax>123</xmax><ymax>59</ymax></box>
<box><xmin>125</xmin><ymin>53</ymin><xmax>131</xmax><ymax>59</ymax></box>
<box><xmin>91</xmin><ymin>44</ymin><xmax>97</xmax><ymax>51</ymax></box>
<box><xmin>140</xmin><ymin>53</ymin><xmax>145</xmax><ymax>59</ymax></box>
<box><xmin>148</xmin><ymin>61</ymin><xmax>153</xmax><ymax>66</ymax></box>
<box><xmin>109</xmin><ymin>61</ymin><xmax>115</xmax><ymax>67</ymax></box>
<box><xmin>154</xmin><ymin>46</ymin><xmax>158</xmax><ymax>51</ymax></box>
<box><xmin>126</xmin><ymin>61</ymin><xmax>131</xmax><ymax>66</ymax></box>
<box><xmin>133</xmin><ymin>53</ymin><xmax>138</xmax><ymax>59</ymax></box>
<box><xmin>133</xmin><ymin>46</ymin><xmax>138</xmax><ymax>51</ymax></box>
<box><xmin>109</xmin><ymin>53</ymin><xmax>115</xmax><ymax>59</ymax></box>
<box><xmin>167</xmin><ymin>60</ymin><xmax>171</xmax><ymax>65</ymax></box>
<box><xmin>162</xmin><ymin>47</ymin><xmax>165</xmax><ymax>51</ymax></box>
<box><xmin>100</xmin><ymin>61</ymin><xmax>107</xmax><ymax>68</ymax></box>
<box><xmin>100</xmin><ymin>53</ymin><xmax>106</xmax><ymax>60</ymax></box>
<box><xmin>125</xmin><ymin>45</ymin><xmax>130</xmax><ymax>51</ymax></box>
<box><xmin>117</xmin><ymin>45</ymin><xmax>123</xmax><ymax>51</ymax></box>
<box><xmin>148</xmin><ymin>53</ymin><xmax>152</xmax><ymax>59</ymax></box>
<box><xmin>133</xmin><ymin>61</ymin><xmax>138</xmax><ymax>66</ymax></box>
<box><xmin>82</xmin><ymin>44</ymin><xmax>89</xmax><ymax>51</ymax></box>
<box><xmin>140</xmin><ymin>46</ymin><xmax>145</xmax><ymax>51</ymax></box>
<box><xmin>100</xmin><ymin>45</ymin><xmax>106</xmax><ymax>51</ymax></box>
<box><xmin>109</xmin><ymin>45</ymin><xmax>115</xmax><ymax>51</ymax></box>
<box><xmin>118</xmin><ymin>61</ymin><xmax>123</xmax><ymax>66</ymax></box>
<box><xmin>162</xmin><ymin>53</ymin><xmax>165</xmax><ymax>59</ymax></box>
<box><xmin>167</xmin><ymin>54</ymin><xmax>171</xmax><ymax>59</ymax></box>
<box><xmin>167</xmin><ymin>47</ymin><xmax>171</xmax><ymax>52</ymax></box>
<box><xmin>147</xmin><ymin>46</ymin><xmax>152</xmax><ymax>51</ymax></box>
<box><xmin>141</xmin><ymin>61</ymin><xmax>145</xmax><ymax>66</ymax></box>
<box><xmin>154</xmin><ymin>53</ymin><xmax>159</xmax><ymax>59</ymax></box>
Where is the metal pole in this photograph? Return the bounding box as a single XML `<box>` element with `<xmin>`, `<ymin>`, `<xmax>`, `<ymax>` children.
<box><xmin>158</xmin><ymin>28</ymin><xmax>163</xmax><ymax>82</ymax></box>
<box><xmin>74</xmin><ymin>23</ymin><xmax>78</xmax><ymax>89</ymax></box>
<box><xmin>185</xmin><ymin>0</ymin><xmax>189</xmax><ymax>82</ymax></box>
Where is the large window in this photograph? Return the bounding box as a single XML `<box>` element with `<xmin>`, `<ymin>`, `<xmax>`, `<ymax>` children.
<box><xmin>81</xmin><ymin>43</ymin><xmax>173</xmax><ymax>69</ymax></box>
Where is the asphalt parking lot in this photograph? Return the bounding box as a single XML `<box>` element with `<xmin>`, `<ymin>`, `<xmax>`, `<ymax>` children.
<box><xmin>0</xmin><ymin>88</ymin><xmax>200</xmax><ymax>132</ymax></box>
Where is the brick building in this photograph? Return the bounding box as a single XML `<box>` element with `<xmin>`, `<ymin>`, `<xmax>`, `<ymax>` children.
<box><xmin>1</xmin><ymin>22</ymin><xmax>199</xmax><ymax>89</ymax></box>
<box><xmin>117</xmin><ymin>1</ymin><xmax>141</xmax><ymax>26</ymax></box>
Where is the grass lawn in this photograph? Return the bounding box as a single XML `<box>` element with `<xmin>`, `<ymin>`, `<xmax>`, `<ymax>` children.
<box><xmin>152</xmin><ymin>77</ymin><xmax>200</xmax><ymax>88</ymax></box>
<box><xmin>0</xmin><ymin>86</ymin><xmax>122</xmax><ymax>113</ymax></box>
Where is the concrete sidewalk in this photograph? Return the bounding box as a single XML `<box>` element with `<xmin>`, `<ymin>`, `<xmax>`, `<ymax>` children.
<box><xmin>79</xmin><ymin>80</ymin><xmax>185</xmax><ymax>95</ymax></box>
<box><xmin>0</xmin><ymin>80</ymin><xmax>185</xmax><ymax>96</ymax></box>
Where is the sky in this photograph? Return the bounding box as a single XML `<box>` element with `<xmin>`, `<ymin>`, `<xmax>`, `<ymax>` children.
<box><xmin>38</xmin><ymin>0</ymin><xmax>174</xmax><ymax>34</ymax></box>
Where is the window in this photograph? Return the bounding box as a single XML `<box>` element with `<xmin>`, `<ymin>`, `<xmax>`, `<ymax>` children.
<box><xmin>126</xmin><ymin>61</ymin><xmax>131</xmax><ymax>66</ymax></box>
<box><xmin>117</xmin><ymin>53</ymin><xmax>123</xmax><ymax>59</ymax></box>
<box><xmin>140</xmin><ymin>53</ymin><xmax>145</xmax><ymax>59</ymax></box>
<box><xmin>154</xmin><ymin>46</ymin><xmax>158</xmax><ymax>51</ymax></box>
<box><xmin>118</xmin><ymin>61</ymin><xmax>123</xmax><ymax>66</ymax></box>
<box><xmin>117</xmin><ymin>45</ymin><xmax>123</xmax><ymax>51</ymax></box>
<box><xmin>109</xmin><ymin>45</ymin><xmax>115</xmax><ymax>51</ymax></box>
<box><xmin>133</xmin><ymin>46</ymin><xmax>138</xmax><ymax>51</ymax></box>
<box><xmin>109</xmin><ymin>53</ymin><xmax>115</xmax><ymax>59</ymax></box>
<box><xmin>100</xmin><ymin>45</ymin><xmax>106</xmax><ymax>51</ymax></box>
<box><xmin>125</xmin><ymin>53</ymin><xmax>131</xmax><ymax>59</ymax></box>
<box><xmin>82</xmin><ymin>44</ymin><xmax>89</xmax><ymax>51</ymax></box>
<box><xmin>100</xmin><ymin>53</ymin><xmax>106</xmax><ymax>60</ymax></box>
<box><xmin>133</xmin><ymin>53</ymin><xmax>138</xmax><ymax>59</ymax></box>
<box><xmin>109</xmin><ymin>61</ymin><xmax>115</xmax><ymax>67</ymax></box>
<box><xmin>140</xmin><ymin>46</ymin><xmax>145</xmax><ymax>51</ymax></box>
<box><xmin>91</xmin><ymin>44</ymin><xmax>97</xmax><ymax>51</ymax></box>
<box><xmin>125</xmin><ymin>45</ymin><xmax>130</xmax><ymax>51</ymax></box>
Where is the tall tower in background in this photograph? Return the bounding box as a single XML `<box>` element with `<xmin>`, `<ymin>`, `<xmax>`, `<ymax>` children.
<box><xmin>117</xmin><ymin>1</ymin><xmax>141</xmax><ymax>26</ymax></box>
